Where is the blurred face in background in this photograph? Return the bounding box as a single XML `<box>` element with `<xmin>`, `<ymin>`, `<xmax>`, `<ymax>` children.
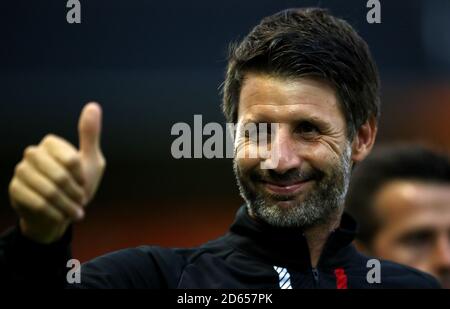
<box><xmin>371</xmin><ymin>180</ymin><xmax>450</xmax><ymax>288</ymax></box>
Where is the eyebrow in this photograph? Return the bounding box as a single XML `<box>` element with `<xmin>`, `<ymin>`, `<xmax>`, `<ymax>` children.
<box><xmin>242</xmin><ymin>114</ymin><xmax>330</xmax><ymax>128</ymax></box>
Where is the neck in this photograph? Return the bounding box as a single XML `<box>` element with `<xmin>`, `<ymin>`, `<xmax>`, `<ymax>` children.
<box><xmin>249</xmin><ymin>206</ymin><xmax>344</xmax><ymax>268</ymax></box>
<box><xmin>302</xmin><ymin>209</ymin><xmax>343</xmax><ymax>267</ymax></box>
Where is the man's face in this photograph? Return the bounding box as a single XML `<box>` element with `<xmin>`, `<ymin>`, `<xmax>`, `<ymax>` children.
<box><xmin>233</xmin><ymin>73</ymin><xmax>353</xmax><ymax>228</ymax></box>
<box><xmin>372</xmin><ymin>181</ymin><xmax>450</xmax><ymax>288</ymax></box>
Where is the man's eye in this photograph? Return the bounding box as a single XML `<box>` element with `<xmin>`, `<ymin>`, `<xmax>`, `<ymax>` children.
<box><xmin>296</xmin><ymin>122</ymin><xmax>319</xmax><ymax>137</ymax></box>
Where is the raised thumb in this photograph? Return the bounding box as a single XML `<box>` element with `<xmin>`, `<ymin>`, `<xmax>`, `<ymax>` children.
<box><xmin>78</xmin><ymin>102</ymin><xmax>102</xmax><ymax>157</ymax></box>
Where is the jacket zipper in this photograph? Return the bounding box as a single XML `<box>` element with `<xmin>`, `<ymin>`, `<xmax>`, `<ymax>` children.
<box><xmin>312</xmin><ymin>268</ymin><xmax>320</xmax><ymax>287</ymax></box>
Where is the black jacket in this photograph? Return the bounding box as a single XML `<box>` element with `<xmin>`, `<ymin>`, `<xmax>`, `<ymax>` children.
<box><xmin>0</xmin><ymin>206</ymin><xmax>440</xmax><ymax>288</ymax></box>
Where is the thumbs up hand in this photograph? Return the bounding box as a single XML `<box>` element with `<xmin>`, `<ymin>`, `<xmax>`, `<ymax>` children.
<box><xmin>8</xmin><ymin>102</ymin><xmax>106</xmax><ymax>244</ymax></box>
<box><xmin>78</xmin><ymin>103</ymin><xmax>106</xmax><ymax>205</ymax></box>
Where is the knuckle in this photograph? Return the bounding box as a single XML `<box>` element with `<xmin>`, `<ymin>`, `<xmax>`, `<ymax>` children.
<box><xmin>65</xmin><ymin>153</ymin><xmax>81</xmax><ymax>168</ymax></box>
<box><xmin>44</xmin><ymin>185</ymin><xmax>59</xmax><ymax>202</ymax></box>
<box><xmin>42</xmin><ymin>134</ymin><xmax>57</xmax><ymax>146</ymax></box>
<box><xmin>23</xmin><ymin>146</ymin><xmax>37</xmax><ymax>159</ymax></box>
<box><xmin>54</xmin><ymin>172</ymin><xmax>69</xmax><ymax>187</ymax></box>
<box><xmin>14</xmin><ymin>162</ymin><xmax>27</xmax><ymax>176</ymax></box>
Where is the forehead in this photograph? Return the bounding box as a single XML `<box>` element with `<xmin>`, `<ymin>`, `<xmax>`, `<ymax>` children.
<box><xmin>374</xmin><ymin>180</ymin><xmax>450</xmax><ymax>228</ymax></box>
<box><xmin>237</xmin><ymin>72</ymin><xmax>344</xmax><ymax>123</ymax></box>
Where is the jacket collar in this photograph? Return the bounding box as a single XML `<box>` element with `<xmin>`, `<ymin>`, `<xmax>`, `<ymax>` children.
<box><xmin>225</xmin><ymin>205</ymin><xmax>358</xmax><ymax>270</ymax></box>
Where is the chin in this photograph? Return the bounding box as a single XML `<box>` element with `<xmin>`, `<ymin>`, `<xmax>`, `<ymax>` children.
<box><xmin>270</xmin><ymin>199</ymin><xmax>300</xmax><ymax>210</ymax></box>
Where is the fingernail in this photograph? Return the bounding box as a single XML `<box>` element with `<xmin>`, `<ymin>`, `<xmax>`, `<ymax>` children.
<box><xmin>76</xmin><ymin>208</ymin><xmax>85</xmax><ymax>220</ymax></box>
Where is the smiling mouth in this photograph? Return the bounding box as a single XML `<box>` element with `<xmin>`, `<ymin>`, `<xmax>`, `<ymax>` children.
<box><xmin>261</xmin><ymin>179</ymin><xmax>314</xmax><ymax>196</ymax></box>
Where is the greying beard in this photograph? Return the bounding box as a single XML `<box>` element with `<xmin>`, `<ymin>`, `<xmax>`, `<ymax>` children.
<box><xmin>234</xmin><ymin>143</ymin><xmax>352</xmax><ymax>229</ymax></box>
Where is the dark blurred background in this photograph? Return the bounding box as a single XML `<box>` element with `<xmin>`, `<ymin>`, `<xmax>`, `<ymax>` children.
<box><xmin>0</xmin><ymin>0</ymin><xmax>449</xmax><ymax>262</ymax></box>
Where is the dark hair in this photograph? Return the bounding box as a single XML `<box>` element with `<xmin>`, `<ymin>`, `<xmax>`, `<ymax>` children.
<box><xmin>346</xmin><ymin>144</ymin><xmax>450</xmax><ymax>247</ymax></box>
<box><xmin>222</xmin><ymin>8</ymin><xmax>380</xmax><ymax>139</ymax></box>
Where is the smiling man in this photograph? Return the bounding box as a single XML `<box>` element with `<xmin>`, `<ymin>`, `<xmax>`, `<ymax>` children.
<box><xmin>232</xmin><ymin>75</ymin><xmax>356</xmax><ymax>269</ymax></box>
<box><xmin>0</xmin><ymin>8</ymin><xmax>441</xmax><ymax>288</ymax></box>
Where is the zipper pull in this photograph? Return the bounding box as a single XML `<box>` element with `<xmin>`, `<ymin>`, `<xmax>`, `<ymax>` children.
<box><xmin>312</xmin><ymin>268</ymin><xmax>320</xmax><ymax>285</ymax></box>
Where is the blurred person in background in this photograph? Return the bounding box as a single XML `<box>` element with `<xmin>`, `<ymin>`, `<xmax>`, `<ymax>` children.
<box><xmin>346</xmin><ymin>145</ymin><xmax>450</xmax><ymax>288</ymax></box>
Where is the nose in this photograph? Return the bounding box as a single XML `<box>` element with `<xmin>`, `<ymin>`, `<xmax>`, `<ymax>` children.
<box><xmin>264</xmin><ymin>126</ymin><xmax>301</xmax><ymax>174</ymax></box>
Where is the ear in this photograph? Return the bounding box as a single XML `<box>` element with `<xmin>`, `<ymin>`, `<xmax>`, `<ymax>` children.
<box><xmin>351</xmin><ymin>116</ymin><xmax>377</xmax><ymax>163</ymax></box>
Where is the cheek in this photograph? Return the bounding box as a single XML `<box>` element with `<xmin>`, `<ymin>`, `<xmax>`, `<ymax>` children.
<box><xmin>234</xmin><ymin>137</ymin><xmax>264</xmax><ymax>164</ymax></box>
<box><xmin>373</xmin><ymin>232</ymin><xmax>425</xmax><ymax>267</ymax></box>
<box><xmin>235</xmin><ymin>156</ymin><xmax>260</xmax><ymax>176</ymax></box>
<box><xmin>390</xmin><ymin>247</ymin><xmax>432</xmax><ymax>275</ymax></box>
<box><xmin>301</xmin><ymin>142</ymin><xmax>342</xmax><ymax>171</ymax></box>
